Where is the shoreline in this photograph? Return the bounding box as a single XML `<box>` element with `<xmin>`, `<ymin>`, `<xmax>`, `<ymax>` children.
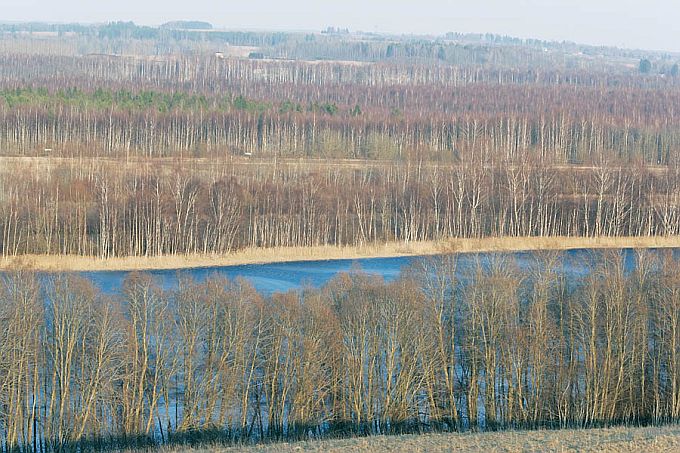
<box><xmin>2</xmin><ymin>236</ymin><xmax>680</xmax><ymax>272</ymax></box>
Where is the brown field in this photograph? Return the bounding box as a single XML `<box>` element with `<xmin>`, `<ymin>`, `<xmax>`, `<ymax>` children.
<box><xmin>128</xmin><ymin>425</ymin><xmax>680</xmax><ymax>453</ymax></box>
<box><xmin>4</xmin><ymin>236</ymin><xmax>680</xmax><ymax>272</ymax></box>
<box><xmin>0</xmin><ymin>155</ymin><xmax>672</xmax><ymax>173</ymax></box>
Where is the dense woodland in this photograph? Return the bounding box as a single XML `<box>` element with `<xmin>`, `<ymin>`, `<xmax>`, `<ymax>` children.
<box><xmin>0</xmin><ymin>36</ymin><xmax>677</xmax><ymax>258</ymax></box>
<box><xmin>3</xmin><ymin>158</ymin><xmax>680</xmax><ymax>257</ymax></box>
<box><xmin>0</xmin><ymin>29</ymin><xmax>677</xmax><ymax>168</ymax></box>
<box><xmin>1</xmin><ymin>79</ymin><xmax>680</xmax><ymax>163</ymax></box>
<box><xmin>3</xmin><ymin>252</ymin><xmax>680</xmax><ymax>450</ymax></box>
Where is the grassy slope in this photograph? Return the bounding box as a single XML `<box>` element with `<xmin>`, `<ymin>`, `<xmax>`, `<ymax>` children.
<box><xmin>144</xmin><ymin>425</ymin><xmax>680</xmax><ymax>453</ymax></box>
<box><xmin>3</xmin><ymin>236</ymin><xmax>680</xmax><ymax>271</ymax></box>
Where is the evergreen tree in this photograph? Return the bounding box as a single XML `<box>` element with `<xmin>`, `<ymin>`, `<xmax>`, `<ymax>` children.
<box><xmin>639</xmin><ymin>58</ymin><xmax>652</xmax><ymax>74</ymax></box>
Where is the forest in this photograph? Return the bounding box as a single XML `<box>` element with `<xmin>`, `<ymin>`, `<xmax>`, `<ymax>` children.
<box><xmin>3</xmin><ymin>157</ymin><xmax>680</xmax><ymax>258</ymax></box>
<box><xmin>0</xmin><ymin>31</ymin><xmax>678</xmax><ymax>259</ymax></box>
<box><xmin>2</xmin><ymin>251</ymin><xmax>680</xmax><ymax>451</ymax></box>
<box><xmin>1</xmin><ymin>21</ymin><xmax>662</xmax><ymax>65</ymax></box>
<box><xmin>1</xmin><ymin>19</ymin><xmax>680</xmax><ymax>451</ymax></box>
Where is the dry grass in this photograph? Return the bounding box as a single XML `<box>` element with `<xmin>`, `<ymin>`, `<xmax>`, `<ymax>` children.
<box><xmin>2</xmin><ymin>236</ymin><xmax>680</xmax><ymax>272</ymax></box>
<box><xmin>0</xmin><ymin>155</ymin><xmax>673</xmax><ymax>177</ymax></box>
<box><xmin>136</xmin><ymin>425</ymin><xmax>680</xmax><ymax>453</ymax></box>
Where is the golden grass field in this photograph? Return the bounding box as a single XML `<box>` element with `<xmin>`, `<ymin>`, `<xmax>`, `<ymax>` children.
<box><xmin>2</xmin><ymin>236</ymin><xmax>680</xmax><ymax>272</ymax></box>
<box><xmin>131</xmin><ymin>425</ymin><xmax>680</xmax><ymax>453</ymax></box>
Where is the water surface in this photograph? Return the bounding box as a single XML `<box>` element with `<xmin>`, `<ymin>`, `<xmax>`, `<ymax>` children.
<box><xmin>77</xmin><ymin>248</ymin><xmax>672</xmax><ymax>295</ymax></box>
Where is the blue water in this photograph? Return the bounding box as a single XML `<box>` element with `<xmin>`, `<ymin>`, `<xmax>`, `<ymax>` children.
<box><xmin>81</xmin><ymin>255</ymin><xmax>411</xmax><ymax>295</ymax></box>
<box><xmin>75</xmin><ymin>248</ymin><xmax>672</xmax><ymax>295</ymax></box>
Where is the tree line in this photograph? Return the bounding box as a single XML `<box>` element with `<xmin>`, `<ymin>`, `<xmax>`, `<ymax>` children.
<box><xmin>2</xmin><ymin>251</ymin><xmax>680</xmax><ymax>450</ymax></box>
<box><xmin>3</xmin><ymin>158</ymin><xmax>680</xmax><ymax>258</ymax></box>
<box><xmin>0</xmin><ymin>53</ymin><xmax>673</xmax><ymax>94</ymax></box>
<box><xmin>0</xmin><ymin>83</ymin><xmax>678</xmax><ymax>162</ymax></box>
<box><xmin>2</xmin><ymin>22</ymin><xmax>665</xmax><ymax>70</ymax></box>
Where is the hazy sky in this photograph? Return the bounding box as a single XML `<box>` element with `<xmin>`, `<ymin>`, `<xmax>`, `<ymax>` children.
<box><xmin>3</xmin><ymin>0</ymin><xmax>679</xmax><ymax>52</ymax></box>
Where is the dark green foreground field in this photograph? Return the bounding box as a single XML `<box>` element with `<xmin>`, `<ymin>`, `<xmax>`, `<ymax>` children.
<box><xmin>134</xmin><ymin>425</ymin><xmax>680</xmax><ymax>452</ymax></box>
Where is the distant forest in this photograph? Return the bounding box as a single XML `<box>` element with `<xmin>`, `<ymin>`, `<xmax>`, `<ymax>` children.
<box><xmin>1</xmin><ymin>20</ymin><xmax>676</xmax><ymax>67</ymax></box>
<box><xmin>0</xmin><ymin>23</ymin><xmax>678</xmax><ymax>258</ymax></box>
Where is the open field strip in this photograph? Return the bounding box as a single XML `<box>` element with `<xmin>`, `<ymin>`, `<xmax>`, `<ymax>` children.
<box><xmin>3</xmin><ymin>236</ymin><xmax>680</xmax><ymax>272</ymax></box>
<box><xmin>126</xmin><ymin>425</ymin><xmax>680</xmax><ymax>453</ymax></box>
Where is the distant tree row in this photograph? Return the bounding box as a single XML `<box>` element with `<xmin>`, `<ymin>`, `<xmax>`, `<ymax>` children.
<box><xmin>0</xmin><ymin>81</ymin><xmax>678</xmax><ymax>163</ymax></box>
<box><xmin>160</xmin><ymin>21</ymin><xmax>213</xmax><ymax>31</ymax></box>
<box><xmin>0</xmin><ymin>53</ymin><xmax>674</xmax><ymax>92</ymax></box>
<box><xmin>1</xmin><ymin>22</ymin><xmax>663</xmax><ymax>69</ymax></box>
<box><xmin>639</xmin><ymin>58</ymin><xmax>679</xmax><ymax>77</ymax></box>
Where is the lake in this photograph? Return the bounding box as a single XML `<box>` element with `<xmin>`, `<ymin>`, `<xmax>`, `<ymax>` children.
<box><xmin>77</xmin><ymin>248</ymin><xmax>668</xmax><ymax>295</ymax></box>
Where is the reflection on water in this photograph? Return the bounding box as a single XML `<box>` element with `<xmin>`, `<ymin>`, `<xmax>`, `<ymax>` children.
<box><xmin>77</xmin><ymin>248</ymin><xmax>671</xmax><ymax>295</ymax></box>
